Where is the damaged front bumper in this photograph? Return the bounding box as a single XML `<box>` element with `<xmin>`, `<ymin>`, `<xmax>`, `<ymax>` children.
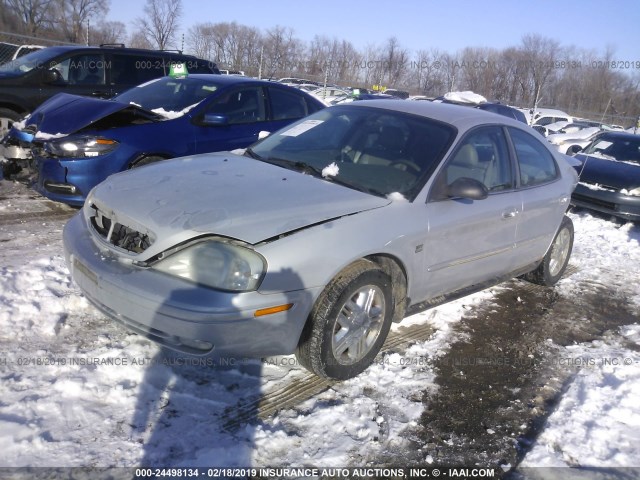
<box><xmin>0</xmin><ymin>130</ymin><xmax>36</xmax><ymax>178</ymax></box>
<box><xmin>63</xmin><ymin>212</ymin><xmax>318</xmax><ymax>358</ymax></box>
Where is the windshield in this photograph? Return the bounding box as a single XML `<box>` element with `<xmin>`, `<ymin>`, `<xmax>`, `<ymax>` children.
<box><xmin>0</xmin><ymin>48</ymin><xmax>58</xmax><ymax>75</ymax></box>
<box><xmin>114</xmin><ymin>76</ymin><xmax>221</xmax><ymax>113</ymax></box>
<box><xmin>248</xmin><ymin>105</ymin><xmax>455</xmax><ymax>200</ymax></box>
<box><xmin>583</xmin><ymin>135</ymin><xmax>640</xmax><ymax>164</ymax></box>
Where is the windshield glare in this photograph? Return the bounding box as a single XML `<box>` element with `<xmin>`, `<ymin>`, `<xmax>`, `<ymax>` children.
<box><xmin>114</xmin><ymin>77</ymin><xmax>220</xmax><ymax>112</ymax></box>
<box><xmin>584</xmin><ymin>135</ymin><xmax>640</xmax><ymax>164</ymax></box>
<box><xmin>250</xmin><ymin>105</ymin><xmax>455</xmax><ymax>200</ymax></box>
<box><xmin>0</xmin><ymin>48</ymin><xmax>58</xmax><ymax>74</ymax></box>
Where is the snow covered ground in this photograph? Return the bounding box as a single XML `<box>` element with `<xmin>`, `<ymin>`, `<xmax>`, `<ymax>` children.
<box><xmin>0</xmin><ymin>179</ymin><xmax>639</xmax><ymax>473</ymax></box>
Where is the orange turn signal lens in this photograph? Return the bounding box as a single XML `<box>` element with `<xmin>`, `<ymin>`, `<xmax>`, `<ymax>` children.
<box><xmin>254</xmin><ymin>303</ymin><xmax>293</xmax><ymax>317</ymax></box>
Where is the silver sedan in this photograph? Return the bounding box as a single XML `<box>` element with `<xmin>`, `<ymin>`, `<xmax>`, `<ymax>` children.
<box><xmin>63</xmin><ymin>100</ymin><xmax>578</xmax><ymax>379</ymax></box>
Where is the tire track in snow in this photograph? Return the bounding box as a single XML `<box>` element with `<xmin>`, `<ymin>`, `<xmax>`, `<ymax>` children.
<box><xmin>221</xmin><ymin>317</ymin><xmax>442</xmax><ymax>429</ymax></box>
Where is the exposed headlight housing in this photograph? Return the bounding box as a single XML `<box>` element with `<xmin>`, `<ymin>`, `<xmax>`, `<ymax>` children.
<box><xmin>151</xmin><ymin>240</ymin><xmax>266</xmax><ymax>292</ymax></box>
<box><xmin>45</xmin><ymin>135</ymin><xmax>119</xmax><ymax>158</ymax></box>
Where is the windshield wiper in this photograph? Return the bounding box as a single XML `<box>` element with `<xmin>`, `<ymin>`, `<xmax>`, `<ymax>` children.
<box><xmin>265</xmin><ymin>157</ymin><xmax>325</xmax><ymax>177</ymax></box>
<box><xmin>244</xmin><ymin>147</ymin><xmax>264</xmax><ymax>161</ymax></box>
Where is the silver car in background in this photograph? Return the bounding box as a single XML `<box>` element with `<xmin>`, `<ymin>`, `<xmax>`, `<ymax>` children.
<box><xmin>63</xmin><ymin>101</ymin><xmax>578</xmax><ymax>380</ymax></box>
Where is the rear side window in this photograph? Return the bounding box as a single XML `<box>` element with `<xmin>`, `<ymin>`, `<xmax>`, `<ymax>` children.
<box><xmin>268</xmin><ymin>87</ymin><xmax>314</xmax><ymax>120</ymax></box>
<box><xmin>509</xmin><ymin>128</ymin><xmax>559</xmax><ymax>187</ymax></box>
<box><xmin>110</xmin><ymin>54</ymin><xmax>167</xmax><ymax>86</ymax></box>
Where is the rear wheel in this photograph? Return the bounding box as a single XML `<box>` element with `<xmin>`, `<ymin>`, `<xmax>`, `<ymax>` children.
<box><xmin>523</xmin><ymin>215</ymin><xmax>574</xmax><ymax>286</ymax></box>
<box><xmin>295</xmin><ymin>260</ymin><xmax>393</xmax><ymax>380</ymax></box>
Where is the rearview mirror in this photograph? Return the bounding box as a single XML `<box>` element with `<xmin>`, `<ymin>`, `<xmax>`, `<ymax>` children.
<box><xmin>448</xmin><ymin>177</ymin><xmax>488</xmax><ymax>200</ymax></box>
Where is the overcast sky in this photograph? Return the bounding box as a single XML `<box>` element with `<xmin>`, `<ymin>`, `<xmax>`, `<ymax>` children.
<box><xmin>107</xmin><ymin>0</ymin><xmax>640</xmax><ymax>64</ymax></box>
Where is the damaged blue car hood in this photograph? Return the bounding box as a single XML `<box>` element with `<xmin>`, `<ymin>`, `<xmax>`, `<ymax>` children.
<box><xmin>20</xmin><ymin>93</ymin><xmax>155</xmax><ymax>136</ymax></box>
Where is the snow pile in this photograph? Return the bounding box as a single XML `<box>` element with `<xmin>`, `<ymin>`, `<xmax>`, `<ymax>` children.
<box><xmin>152</xmin><ymin>102</ymin><xmax>199</xmax><ymax>120</ymax></box>
<box><xmin>386</xmin><ymin>192</ymin><xmax>408</xmax><ymax>202</ymax></box>
<box><xmin>321</xmin><ymin>162</ymin><xmax>339</xmax><ymax>178</ymax></box>
<box><xmin>519</xmin><ymin>213</ymin><xmax>640</xmax><ymax>469</ymax></box>
<box><xmin>443</xmin><ymin>91</ymin><xmax>487</xmax><ymax>104</ymax></box>
<box><xmin>0</xmin><ymin>256</ymin><xmax>89</xmax><ymax>337</ymax></box>
<box><xmin>521</xmin><ymin>333</ymin><xmax>640</xmax><ymax>467</ymax></box>
<box><xmin>34</xmin><ymin>131</ymin><xmax>67</xmax><ymax>140</ymax></box>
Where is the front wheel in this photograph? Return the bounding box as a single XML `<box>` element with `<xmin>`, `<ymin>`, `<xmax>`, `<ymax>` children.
<box><xmin>295</xmin><ymin>260</ymin><xmax>393</xmax><ymax>380</ymax></box>
<box><xmin>523</xmin><ymin>215</ymin><xmax>574</xmax><ymax>286</ymax></box>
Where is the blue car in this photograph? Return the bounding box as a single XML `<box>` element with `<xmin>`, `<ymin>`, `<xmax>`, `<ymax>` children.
<box><xmin>0</xmin><ymin>74</ymin><xmax>325</xmax><ymax>205</ymax></box>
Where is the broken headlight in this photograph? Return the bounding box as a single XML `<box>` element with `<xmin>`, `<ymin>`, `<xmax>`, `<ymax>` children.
<box><xmin>151</xmin><ymin>240</ymin><xmax>266</xmax><ymax>292</ymax></box>
<box><xmin>44</xmin><ymin>135</ymin><xmax>119</xmax><ymax>158</ymax></box>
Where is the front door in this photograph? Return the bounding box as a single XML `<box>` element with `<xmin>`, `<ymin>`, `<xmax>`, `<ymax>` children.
<box><xmin>421</xmin><ymin>126</ymin><xmax>521</xmax><ymax>299</ymax></box>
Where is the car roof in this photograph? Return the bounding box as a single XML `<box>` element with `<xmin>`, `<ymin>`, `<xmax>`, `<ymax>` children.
<box><xmin>30</xmin><ymin>45</ymin><xmax>203</xmax><ymax>58</ymax></box>
<box><xmin>185</xmin><ymin>73</ymin><xmax>312</xmax><ymax>87</ymax></box>
<box><xmin>349</xmin><ymin>99</ymin><xmax>528</xmax><ymax>131</ymax></box>
<box><xmin>595</xmin><ymin>131</ymin><xmax>640</xmax><ymax>141</ymax></box>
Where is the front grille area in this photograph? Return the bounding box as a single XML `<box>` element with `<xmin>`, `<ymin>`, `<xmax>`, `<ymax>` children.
<box><xmin>89</xmin><ymin>204</ymin><xmax>154</xmax><ymax>254</ymax></box>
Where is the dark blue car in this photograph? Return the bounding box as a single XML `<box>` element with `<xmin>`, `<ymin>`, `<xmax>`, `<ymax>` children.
<box><xmin>570</xmin><ymin>131</ymin><xmax>640</xmax><ymax>222</ymax></box>
<box><xmin>0</xmin><ymin>74</ymin><xmax>324</xmax><ymax>205</ymax></box>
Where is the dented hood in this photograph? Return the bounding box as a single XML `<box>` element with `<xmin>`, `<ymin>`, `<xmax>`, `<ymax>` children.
<box><xmin>86</xmin><ymin>152</ymin><xmax>391</xmax><ymax>258</ymax></box>
<box><xmin>23</xmin><ymin>93</ymin><xmax>155</xmax><ymax>136</ymax></box>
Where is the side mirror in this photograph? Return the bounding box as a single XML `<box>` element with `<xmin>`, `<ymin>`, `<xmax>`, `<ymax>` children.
<box><xmin>567</xmin><ymin>145</ymin><xmax>583</xmax><ymax>155</ymax></box>
<box><xmin>43</xmin><ymin>68</ymin><xmax>63</xmax><ymax>84</ymax></box>
<box><xmin>448</xmin><ymin>177</ymin><xmax>488</xmax><ymax>200</ymax></box>
<box><xmin>258</xmin><ymin>130</ymin><xmax>270</xmax><ymax>140</ymax></box>
<box><xmin>197</xmin><ymin>114</ymin><xmax>229</xmax><ymax>126</ymax></box>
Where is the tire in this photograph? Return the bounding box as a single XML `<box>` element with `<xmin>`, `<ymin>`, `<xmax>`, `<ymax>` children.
<box><xmin>0</xmin><ymin>108</ymin><xmax>21</xmax><ymax>138</ymax></box>
<box><xmin>523</xmin><ymin>215</ymin><xmax>574</xmax><ymax>286</ymax></box>
<box><xmin>129</xmin><ymin>155</ymin><xmax>166</xmax><ymax>169</ymax></box>
<box><xmin>295</xmin><ymin>259</ymin><xmax>394</xmax><ymax>380</ymax></box>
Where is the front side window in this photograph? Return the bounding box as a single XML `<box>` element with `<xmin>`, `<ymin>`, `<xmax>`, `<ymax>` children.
<box><xmin>432</xmin><ymin>126</ymin><xmax>513</xmax><ymax>200</ymax></box>
<box><xmin>509</xmin><ymin>127</ymin><xmax>559</xmax><ymax>186</ymax></box>
<box><xmin>52</xmin><ymin>54</ymin><xmax>106</xmax><ymax>85</ymax></box>
<box><xmin>205</xmin><ymin>87</ymin><xmax>266</xmax><ymax>124</ymax></box>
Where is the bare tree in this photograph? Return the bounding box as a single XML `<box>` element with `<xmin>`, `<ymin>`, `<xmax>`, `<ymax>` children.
<box><xmin>92</xmin><ymin>20</ymin><xmax>126</xmax><ymax>45</ymax></box>
<box><xmin>5</xmin><ymin>0</ymin><xmax>56</xmax><ymax>35</ymax></box>
<box><xmin>134</xmin><ymin>0</ymin><xmax>182</xmax><ymax>50</ymax></box>
<box><xmin>261</xmin><ymin>25</ymin><xmax>302</xmax><ymax>79</ymax></box>
<box><xmin>55</xmin><ymin>0</ymin><xmax>109</xmax><ymax>44</ymax></box>
<box><xmin>128</xmin><ymin>29</ymin><xmax>154</xmax><ymax>49</ymax></box>
<box><xmin>519</xmin><ymin>34</ymin><xmax>561</xmax><ymax>108</ymax></box>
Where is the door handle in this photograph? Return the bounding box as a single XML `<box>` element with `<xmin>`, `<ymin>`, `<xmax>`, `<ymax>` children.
<box><xmin>502</xmin><ymin>208</ymin><xmax>519</xmax><ymax>219</ymax></box>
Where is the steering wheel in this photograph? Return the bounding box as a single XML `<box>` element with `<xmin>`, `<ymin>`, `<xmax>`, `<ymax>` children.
<box><xmin>393</xmin><ymin>159</ymin><xmax>421</xmax><ymax>175</ymax></box>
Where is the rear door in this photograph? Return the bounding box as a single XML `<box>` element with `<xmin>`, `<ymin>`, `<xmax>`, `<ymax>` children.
<box><xmin>422</xmin><ymin>126</ymin><xmax>521</xmax><ymax>298</ymax></box>
<box><xmin>265</xmin><ymin>85</ymin><xmax>323</xmax><ymax>132</ymax></box>
<box><xmin>507</xmin><ymin>127</ymin><xmax>570</xmax><ymax>268</ymax></box>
